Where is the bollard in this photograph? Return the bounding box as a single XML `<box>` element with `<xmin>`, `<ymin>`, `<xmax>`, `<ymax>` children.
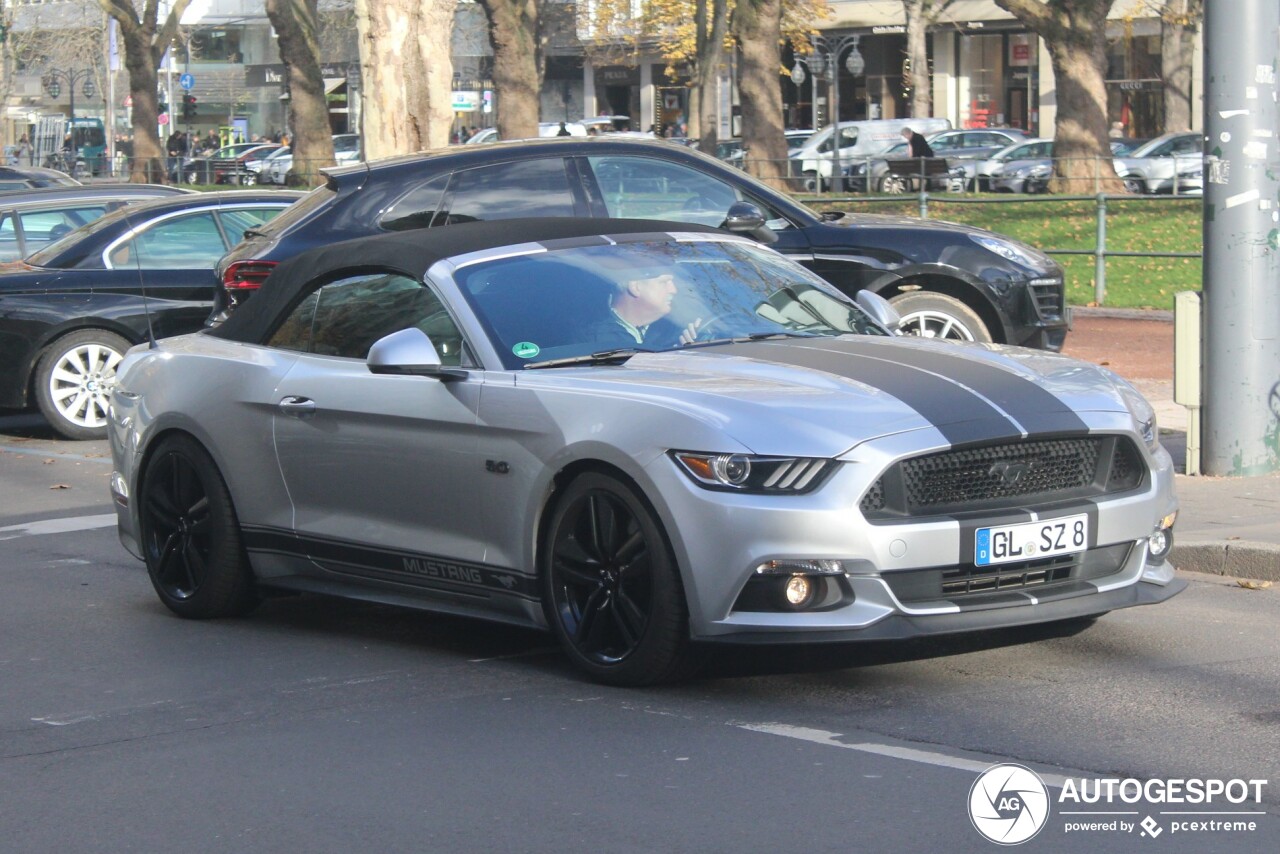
<box><xmin>918</xmin><ymin>159</ymin><xmax>929</xmax><ymax>219</ymax></box>
<box><xmin>1094</xmin><ymin>193</ymin><xmax>1107</xmax><ymax>305</ymax></box>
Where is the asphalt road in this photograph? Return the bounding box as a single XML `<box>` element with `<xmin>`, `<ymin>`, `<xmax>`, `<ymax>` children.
<box><xmin>2</xmin><ymin>315</ymin><xmax>1277</xmax><ymax>852</ymax></box>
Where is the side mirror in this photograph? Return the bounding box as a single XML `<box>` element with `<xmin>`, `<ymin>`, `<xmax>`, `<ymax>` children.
<box><xmin>855</xmin><ymin>290</ymin><xmax>903</xmax><ymax>335</ymax></box>
<box><xmin>720</xmin><ymin>201</ymin><xmax>778</xmax><ymax>244</ymax></box>
<box><xmin>367</xmin><ymin>327</ymin><xmax>466</xmax><ymax>380</ymax></box>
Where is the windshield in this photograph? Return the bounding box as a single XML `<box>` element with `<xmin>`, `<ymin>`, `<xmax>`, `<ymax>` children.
<box><xmin>453</xmin><ymin>237</ymin><xmax>888</xmax><ymax>370</ymax></box>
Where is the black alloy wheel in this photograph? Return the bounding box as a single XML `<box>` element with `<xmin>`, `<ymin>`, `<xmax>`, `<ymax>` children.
<box><xmin>543</xmin><ymin>473</ymin><xmax>693</xmax><ymax>686</ymax></box>
<box><xmin>139</xmin><ymin>435</ymin><xmax>257</xmax><ymax>618</ymax></box>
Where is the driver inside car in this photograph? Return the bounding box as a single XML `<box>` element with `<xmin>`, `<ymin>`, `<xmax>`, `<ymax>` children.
<box><xmin>587</xmin><ymin>268</ymin><xmax>702</xmax><ymax>349</ymax></box>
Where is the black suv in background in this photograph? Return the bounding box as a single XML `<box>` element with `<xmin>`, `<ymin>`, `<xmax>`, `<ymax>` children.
<box><xmin>214</xmin><ymin>138</ymin><xmax>1069</xmax><ymax>349</ymax></box>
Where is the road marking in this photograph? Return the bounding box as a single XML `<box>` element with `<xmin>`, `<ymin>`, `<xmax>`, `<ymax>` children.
<box><xmin>0</xmin><ymin>514</ymin><xmax>117</xmax><ymax>541</ymax></box>
<box><xmin>0</xmin><ymin>445</ymin><xmax>113</xmax><ymax>464</ymax></box>
<box><xmin>739</xmin><ymin>723</ymin><xmax>1072</xmax><ymax>789</ymax></box>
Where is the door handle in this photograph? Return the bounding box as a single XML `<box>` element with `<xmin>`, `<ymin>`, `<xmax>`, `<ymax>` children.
<box><xmin>278</xmin><ymin>396</ymin><xmax>316</xmax><ymax>417</ymax></box>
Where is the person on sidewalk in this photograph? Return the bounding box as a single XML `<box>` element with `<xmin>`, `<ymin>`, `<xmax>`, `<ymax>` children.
<box><xmin>902</xmin><ymin>127</ymin><xmax>934</xmax><ymax>158</ymax></box>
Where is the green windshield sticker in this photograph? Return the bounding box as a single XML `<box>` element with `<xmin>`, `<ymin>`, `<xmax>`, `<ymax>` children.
<box><xmin>512</xmin><ymin>341</ymin><xmax>541</xmax><ymax>359</ymax></box>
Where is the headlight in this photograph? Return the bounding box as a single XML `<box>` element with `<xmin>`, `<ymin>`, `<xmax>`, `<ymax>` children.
<box><xmin>968</xmin><ymin>233</ymin><xmax>1050</xmax><ymax>269</ymax></box>
<box><xmin>1115</xmin><ymin>379</ymin><xmax>1159</xmax><ymax>451</ymax></box>
<box><xmin>847</xmin><ymin>162</ymin><xmax>868</xmax><ymax>175</ymax></box>
<box><xmin>670</xmin><ymin>451</ymin><xmax>835</xmax><ymax>493</ymax></box>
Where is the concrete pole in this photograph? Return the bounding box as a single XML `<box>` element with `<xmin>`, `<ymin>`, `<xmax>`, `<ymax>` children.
<box><xmin>1201</xmin><ymin>0</ymin><xmax>1280</xmax><ymax>476</ymax></box>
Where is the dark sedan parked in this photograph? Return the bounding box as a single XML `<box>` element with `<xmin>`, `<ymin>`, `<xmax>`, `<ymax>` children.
<box><xmin>0</xmin><ymin>164</ymin><xmax>81</xmax><ymax>192</ymax></box>
<box><xmin>0</xmin><ymin>184</ymin><xmax>193</xmax><ymax>262</ymax></box>
<box><xmin>0</xmin><ymin>190</ymin><xmax>301</xmax><ymax>439</ymax></box>
<box><xmin>215</xmin><ymin>138</ymin><xmax>1069</xmax><ymax>351</ymax></box>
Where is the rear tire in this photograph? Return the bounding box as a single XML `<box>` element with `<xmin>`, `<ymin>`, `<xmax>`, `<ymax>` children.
<box><xmin>542</xmin><ymin>473</ymin><xmax>695</xmax><ymax>686</ymax></box>
<box><xmin>139</xmin><ymin>435</ymin><xmax>258</xmax><ymax>619</ymax></box>
<box><xmin>890</xmin><ymin>292</ymin><xmax>992</xmax><ymax>343</ymax></box>
<box><xmin>34</xmin><ymin>328</ymin><xmax>130</xmax><ymax>440</ymax></box>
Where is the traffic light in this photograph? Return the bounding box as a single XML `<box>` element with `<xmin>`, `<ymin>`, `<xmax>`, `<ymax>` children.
<box><xmin>182</xmin><ymin>93</ymin><xmax>197</xmax><ymax>121</ymax></box>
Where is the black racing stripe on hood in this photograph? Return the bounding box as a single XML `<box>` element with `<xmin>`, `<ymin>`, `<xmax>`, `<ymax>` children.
<box><xmin>713</xmin><ymin>341</ymin><xmax>1022</xmax><ymax>445</ymax></box>
<box><xmin>824</xmin><ymin>339</ymin><xmax>1091</xmax><ymax>435</ymax></box>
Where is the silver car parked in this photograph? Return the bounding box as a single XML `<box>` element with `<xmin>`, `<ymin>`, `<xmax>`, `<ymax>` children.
<box><xmin>1113</xmin><ymin>131</ymin><xmax>1202</xmax><ymax>194</ymax></box>
<box><xmin>108</xmin><ymin>219</ymin><xmax>1183</xmax><ymax>685</ymax></box>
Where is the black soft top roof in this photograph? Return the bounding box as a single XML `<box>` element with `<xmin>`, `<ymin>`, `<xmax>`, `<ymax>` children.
<box><xmin>210</xmin><ymin>217</ymin><xmax>721</xmax><ymax>344</ymax></box>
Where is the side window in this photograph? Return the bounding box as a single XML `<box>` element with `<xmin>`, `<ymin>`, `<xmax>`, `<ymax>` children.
<box><xmin>441</xmin><ymin>158</ymin><xmax>575</xmax><ymax>224</ymax></box>
<box><xmin>267</xmin><ymin>291</ymin><xmax>319</xmax><ymax>353</ymax></box>
<box><xmin>1172</xmin><ymin>137</ymin><xmax>1200</xmax><ymax>155</ymax></box>
<box><xmin>18</xmin><ymin>207</ymin><xmax>101</xmax><ymax>256</ymax></box>
<box><xmin>586</xmin><ymin>156</ymin><xmax>742</xmax><ymax>226</ymax></box>
<box><xmin>0</xmin><ymin>213</ymin><xmax>17</xmax><ymax>262</ymax></box>
<box><xmin>379</xmin><ymin>173</ymin><xmax>451</xmax><ymax>231</ymax></box>
<box><xmin>269</xmin><ymin>272</ymin><xmax>466</xmax><ymax>365</ymax></box>
<box><xmin>218</xmin><ymin>206</ymin><xmax>286</xmax><ymax>245</ymax></box>
<box><xmin>108</xmin><ymin>212</ymin><xmax>226</xmax><ymax>269</ymax></box>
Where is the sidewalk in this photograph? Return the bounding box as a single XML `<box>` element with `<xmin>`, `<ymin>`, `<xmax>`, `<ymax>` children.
<box><xmin>1072</xmin><ymin>310</ymin><xmax>1280</xmax><ymax>582</ymax></box>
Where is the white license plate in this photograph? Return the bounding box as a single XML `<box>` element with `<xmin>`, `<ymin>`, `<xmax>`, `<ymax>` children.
<box><xmin>975</xmin><ymin>514</ymin><xmax>1089</xmax><ymax>567</ymax></box>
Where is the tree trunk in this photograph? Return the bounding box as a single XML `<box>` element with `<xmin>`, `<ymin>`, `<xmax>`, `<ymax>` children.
<box><xmin>995</xmin><ymin>0</ymin><xmax>1122</xmax><ymax>193</ymax></box>
<box><xmin>1161</xmin><ymin>0</ymin><xmax>1202</xmax><ymax>134</ymax></box>
<box><xmin>121</xmin><ymin>29</ymin><xmax>165</xmax><ymax>182</ymax></box>
<box><xmin>266</xmin><ymin>0</ymin><xmax>335</xmax><ymax>187</ymax></box>
<box><xmin>354</xmin><ymin>0</ymin><xmax>454</xmax><ymax>159</ymax></box>
<box><xmin>100</xmin><ymin>0</ymin><xmax>192</xmax><ymax>184</ymax></box>
<box><xmin>733</xmin><ymin>0</ymin><xmax>788</xmax><ymax>188</ymax></box>
<box><xmin>903</xmin><ymin>1</ymin><xmax>929</xmax><ymax>118</ymax></box>
<box><xmin>477</xmin><ymin>0</ymin><xmax>541</xmax><ymax>140</ymax></box>
<box><xmin>694</xmin><ymin>0</ymin><xmax>728</xmax><ymax>154</ymax></box>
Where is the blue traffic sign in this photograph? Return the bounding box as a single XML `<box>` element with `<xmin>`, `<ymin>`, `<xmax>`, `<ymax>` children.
<box><xmin>179</xmin><ymin>73</ymin><xmax>195</xmax><ymax>91</ymax></box>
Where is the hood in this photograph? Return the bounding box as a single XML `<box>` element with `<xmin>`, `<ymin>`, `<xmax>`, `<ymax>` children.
<box><xmin>524</xmin><ymin>336</ymin><xmax>1130</xmax><ymax>457</ymax></box>
<box><xmin>820</xmin><ymin>212</ymin><xmax>995</xmax><ymax>238</ymax></box>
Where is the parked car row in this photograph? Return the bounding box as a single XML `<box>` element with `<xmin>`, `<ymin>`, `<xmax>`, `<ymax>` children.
<box><xmin>0</xmin><ymin>189</ymin><xmax>302</xmax><ymax>438</ymax></box>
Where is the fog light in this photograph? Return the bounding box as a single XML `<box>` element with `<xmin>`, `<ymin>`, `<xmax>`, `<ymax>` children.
<box><xmin>1147</xmin><ymin>513</ymin><xmax>1176</xmax><ymax>564</ymax></box>
<box><xmin>784</xmin><ymin>574</ymin><xmax>815</xmax><ymax>607</ymax></box>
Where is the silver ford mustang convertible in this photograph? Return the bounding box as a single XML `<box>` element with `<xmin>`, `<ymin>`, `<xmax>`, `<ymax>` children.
<box><xmin>108</xmin><ymin>218</ymin><xmax>1182</xmax><ymax>685</ymax></box>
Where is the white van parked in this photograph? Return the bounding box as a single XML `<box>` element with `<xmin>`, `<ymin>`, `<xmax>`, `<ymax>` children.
<box><xmin>792</xmin><ymin>117</ymin><xmax>951</xmax><ymax>190</ymax></box>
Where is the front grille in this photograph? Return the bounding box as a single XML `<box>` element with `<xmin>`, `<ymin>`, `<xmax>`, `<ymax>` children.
<box><xmin>1030</xmin><ymin>281</ymin><xmax>1064</xmax><ymax>318</ymax></box>
<box><xmin>885</xmin><ymin>542</ymin><xmax>1132</xmax><ymax>604</ymax></box>
<box><xmin>861</xmin><ymin>436</ymin><xmax>1145</xmax><ymax>519</ymax></box>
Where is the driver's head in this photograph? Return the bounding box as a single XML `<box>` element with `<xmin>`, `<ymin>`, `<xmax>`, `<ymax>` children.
<box><xmin>612</xmin><ymin>271</ymin><xmax>677</xmax><ymax>326</ymax></box>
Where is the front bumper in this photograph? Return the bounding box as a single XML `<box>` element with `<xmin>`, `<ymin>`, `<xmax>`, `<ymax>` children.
<box><xmin>702</xmin><ymin>574</ymin><xmax>1186</xmax><ymax>645</ymax></box>
<box><xmin>645</xmin><ymin>414</ymin><xmax>1179</xmax><ymax>644</ymax></box>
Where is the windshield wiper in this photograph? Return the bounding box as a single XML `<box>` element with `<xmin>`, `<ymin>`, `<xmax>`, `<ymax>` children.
<box><xmin>524</xmin><ymin>348</ymin><xmax>646</xmax><ymax>369</ymax></box>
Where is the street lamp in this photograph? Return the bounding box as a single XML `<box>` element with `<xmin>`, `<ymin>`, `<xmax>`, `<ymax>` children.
<box><xmin>42</xmin><ymin>67</ymin><xmax>98</xmax><ymax>163</ymax></box>
<box><xmin>798</xmin><ymin>34</ymin><xmax>865</xmax><ymax>190</ymax></box>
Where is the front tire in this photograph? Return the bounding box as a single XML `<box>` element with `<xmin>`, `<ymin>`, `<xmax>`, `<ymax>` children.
<box><xmin>542</xmin><ymin>473</ymin><xmax>694</xmax><ymax>686</ymax></box>
<box><xmin>34</xmin><ymin>329</ymin><xmax>130</xmax><ymax>440</ymax></box>
<box><xmin>879</xmin><ymin>174</ymin><xmax>909</xmax><ymax>194</ymax></box>
<box><xmin>890</xmin><ymin>292</ymin><xmax>993</xmax><ymax>343</ymax></box>
<box><xmin>139</xmin><ymin>435</ymin><xmax>258</xmax><ymax>618</ymax></box>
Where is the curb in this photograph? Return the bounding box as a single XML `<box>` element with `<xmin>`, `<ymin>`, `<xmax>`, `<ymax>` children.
<box><xmin>1071</xmin><ymin>306</ymin><xmax>1174</xmax><ymax>322</ymax></box>
<box><xmin>1172</xmin><ymin>541</ymin><xmax>1280</xmax><ymax>582</ymax></box>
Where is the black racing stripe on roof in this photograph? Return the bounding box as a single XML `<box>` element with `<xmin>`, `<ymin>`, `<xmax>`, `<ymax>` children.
<box><xmin>822</xmin><ymin>338</ymin><xmax>1091</xmax><ymax>435</ymax></box>
<box><xmin>712</xmin><ymin>341</ymin><xmax>1021</xmax><ymax>445</ymax></box>
<box><xmin>537</xmin><ymin>235</ymin><xmax>612</xmax><ymax>251</ymax></box>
